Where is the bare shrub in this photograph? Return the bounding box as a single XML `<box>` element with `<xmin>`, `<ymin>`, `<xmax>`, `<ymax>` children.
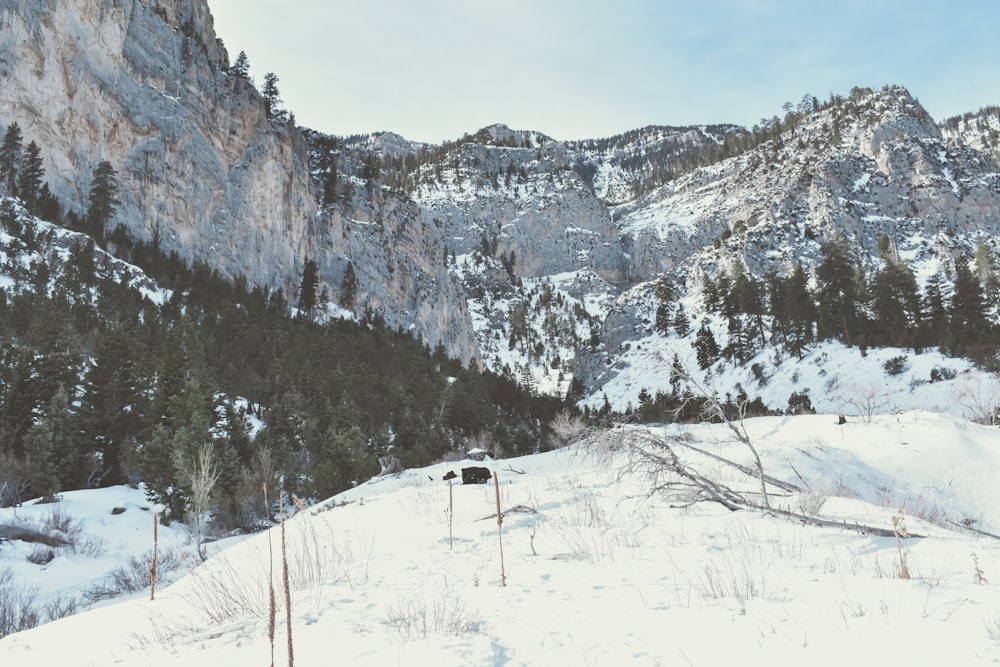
<box><xmin>0</xmin><ymin>567</ymin><xmax>40</xmax><ymax>638</ymax></box>
<box><xmin>182</xmin><ymin>517</ymin><xmax>372</xmax><ymax>626</ymax></box>
<box><xmin>952</xmin><ymin>372</ymin><xmax>1000</xmax><ymax>426</ymax></box>
<box><xmin>795</xmin><ymin>490</ymin><xmax>828</xmax><ymax>517</ymax></box>
<box><xmin>549</xmin><ymin>409</ymin><xmax>588</xmax><ymax>448</ymax></box>
<box><xmin>379</xmin><ymin>590</ymin><xmax>482</xmax><ymax>642</ymax></box>
<box><xmin>0</xmin><ymin>450</ymin><xmax>32</xmax><ymax>508</ymax></box>
<box><xmin>26</xmin><ymin>545</ymin><xmax>55</xmax><ymax>565</ymax></box>
<box><xmin>41</xmin><ymin>507</ymin><xmax>84</xmax><ymax>548</ymax></box>
<box><xmin>82</xmin><ymin>548</ymin><xmax>184</xmax><ymax>603</ymax></box>
<box><xmin>691</xmin><ymin>559</ymin><xmax>783</xmax><ymax>604</ymax></box>
<box><xmin>836</xmin><ymin>380</ymin><xmax>890</xmax><ymax>422</ymax></box>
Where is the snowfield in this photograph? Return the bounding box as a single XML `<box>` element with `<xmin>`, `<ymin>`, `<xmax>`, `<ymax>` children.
<box><xmin>3</xmin><ymin>411</ymin><xmax>1000</xmax><ymax>665</ymax></box>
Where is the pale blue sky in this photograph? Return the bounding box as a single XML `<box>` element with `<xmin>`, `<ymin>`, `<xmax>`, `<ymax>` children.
<box><xmin>209</xmin><ymin>0</ymin><xmax>1000</xmax><ymax>144</ymax></box>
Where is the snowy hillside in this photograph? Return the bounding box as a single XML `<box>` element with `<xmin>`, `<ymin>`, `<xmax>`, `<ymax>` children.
<box><xmin>4</xmin><ymin>411</ymin><xmax>1000</xmax><ymax>664</ymax></box>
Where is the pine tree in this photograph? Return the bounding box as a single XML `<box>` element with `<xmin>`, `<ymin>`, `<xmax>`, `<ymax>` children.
<box><xmin>17</xmin><ymin>140</ymin><xmax>44</xmax><ymax>210</ymax></box>
<box><xmin>86</xmin><ymin>161</ymin><xmax>119</xmax><ymax>245</ymax></box>
<box><xmin>655</xmin><ymin>302</ymin><xmax>672</xmax><ymax>335</ymax></box>
<box><xmin>232</xmin><ymin>50</ymin><xmax>250</xmax><ymax>80</ymax></box>
<box><xmin>141</xmin><ymin>378</ymin><xmax>214</xmax><ymax>522</ymax></box>
<box><xmin>672</xmin><ymin>304</ymin><xmax>691</xmax><ymax>337</ymax></box>
<box><xmin>815</xmin><ymin>236</ymin><xmax>859</xmax><ymax>346</ymax></box>
<box><xmin>0</xmin><ymin>122</ymin><xmax>23</xmax><ymax>194</ymax></box>
<box><xmin>42</xmin><ymin>384</ymin><xmax>83</xmax><ymax>490</ymax></box>
<box><xmin>34</xmin><ymin>182</ymin><xmax>61</xmax><ymax>222</ymax></box>
<box><xmin>920</xmin><ymin>271</ymin><xmax>950</xmax><ymax>350</ymax></box>
<box><xmin>23</xmin><ymin>419</ymin><xmax>59</xmax><ymax>501</ymax></box>
<box><xmin>949</xmin><ymin>259</ymin><xmax>990</xmax><ymax>357</ymax></box>
<box><xmin>694</xmin><ymin>321</ymin><xmax>720</xmax><ymax>370</ymax></box>
<box><xmin>341</xmin><ymin>261</ymin><xmax>357</xmax><ymax>311</ymax></box>
<box><xmin>779</xmin><ymin>265</ymin><xmax>815</xmax><ymax>358</ymax></box>
<box><xmin>299</xmin><ymin>257</ymin><xmax>319</xmax><ymax>313</ymax></box>
<box><xmin>262</xmin><ymin>72</ymin><xmax>285</xmax><ymax>121</ymax></box>
<box><xmin>871</xmin><ymin>261</ymin><xmax>920</xmax><ymax>348</ymax></box>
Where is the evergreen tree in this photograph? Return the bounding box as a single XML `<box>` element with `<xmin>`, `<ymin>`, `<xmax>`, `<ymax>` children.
<box><xmin>79</xmin><ymin>326</ymin><xmax>148</xmax><ymax>486</ymax></box>
<box><xmin>949</xmin><ymin>258</ymin><xmax>990</xmax><ymax>357</ymax></box>
<box><xmin>974</xmin><ymin>241</ymin><xmax>1000</xmax><ymax>320</ymax></box>
<box><xmin>232</xmin><ymin>50</ymin><xmax>250</xmax><ymax>80</ymax></box>
<box><xmin>815</xmin><ymin>236</ymin><xmax>859</xmax><ymax>346</ymax></box>
<box><xmin>655</xmin><ymin>302</ymin><xmax>672</xmax><ymax>335</ymax></box>
<box><xmin>41</xmin><ymin>384</ymin><xmax>83</xmax><ymax>490</ymax></box>
<box><xmin>17</xmin><ymin>140</ymin><xmax>44</xmax><ymax>209</ymax></box>
<box><xmin>694</xmin><ymin>321</ymin><xmax>720</xmax><ymax>370</ymax></box>
<box><xmin>299</xmin><ymin>256</ymin><xmax>319</xmax><ymax>313</ymax></box>
<box><xmin>778</xmin><ymin>265</ymin><xmax>815</xmax><ymax>358</ymax></box>
<box><xmin>23</xmin><ymin>419</ymin><xmax>59</xmax><ymax>501</ymax></box>
<box><xmin>0</xmin><ymin>122</ymin><xmax>23</xmax><ymax>194</ymax></box>
<box><xmin>672</xmin><ymin>304</ymin><xmax>691</xmax><ymax>337</ymax></box>
<box><xmin>870</xmin><ymin>261</ymin><xmax>920</xmax><ymax>348</ymax></box>
<box><xmin>920</xmin><ymin>271</ymin><xmax>950</xmax><ymax>350</ymax></box>
<box><xmin>34</xmin><ymin>182</ymin><xmax>61</xmax><ymax>222</ymax></box>
<box><xmin>86</xmin><ymin>161</ymin><xmax>119</xmax><ymax>245</ymax></box>
<box><xmin>341</xmin><ymin>261</ymin><xmax>357</xmax><ymax>311</ymax></box>
<box><xmin>261</xmin><ymin>72</ymin><xmax>285</xmax><ymax>120</ymax></box>
<box><xmin>141</xmin><ymin>378</ymin><xmax>214</xmax><ymax>522</ymax></box>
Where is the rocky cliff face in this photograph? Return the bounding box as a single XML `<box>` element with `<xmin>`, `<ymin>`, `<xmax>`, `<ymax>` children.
<box><xmin>0</xmin><ymin>0</ymin><xmax>315</xmax><ymax>293</ymax></box>
<box><xmin>3</xmin><ymin>2</ymin><xmax>999</xmax><ymax>402</ymax></box>
<box><xmin>0</xmin><ymin>0</ymin><xmax>481</xmax><ymax>360</ymax></box>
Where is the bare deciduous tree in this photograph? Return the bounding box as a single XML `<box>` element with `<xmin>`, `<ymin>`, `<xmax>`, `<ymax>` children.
<box><xmin>186</xmin><ymin>442</ymin><xmax>221</xmax><ymax>562</ymax></box>
<box><xmin>836</xmin><ymin>380</ymin><xmax>891</xmax><ymax>423</ymax></box>
<box><xmin>549</xmin><ymin>409</ymin><xmax>588</xmax><ymax>449</ymax></box>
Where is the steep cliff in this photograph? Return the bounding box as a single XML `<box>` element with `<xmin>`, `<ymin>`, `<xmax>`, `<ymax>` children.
<box><xmin>2</xmin><ymin>1</ymin><xmax>999</xmax><ymax>403</ymax></box>
<box><xmin>0</xmin><ymin>0</ymin><xmax>315</xmax><ymax>292</ymax></box>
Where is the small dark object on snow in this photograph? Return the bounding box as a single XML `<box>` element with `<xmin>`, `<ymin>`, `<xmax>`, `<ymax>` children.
<box><xmin>837</xmin><ymin>414</ymin><xmax>847</xmax><ymax>425</ymax></box>
<box><xmin>461</xmin><ymin>466</ymin><xmax>492</xmax><ymax>485</ymax></box>
<box><xmin>111</xmin><ymin>507</ymin><xmax>126</xmax><ymax>515</ymax></box>
<box><xmin>442</xmin><ymin>470</ymin><xmax>458</xmax><ymax>481</ymax></box>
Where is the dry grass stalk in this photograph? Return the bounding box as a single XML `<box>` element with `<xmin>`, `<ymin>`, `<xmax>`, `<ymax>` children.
<box><xmin>892</xmin><ymin>511</ymin><xmax>911</xmax><ymax>579</ymax></box>
<box><xmin>282</xmin><ymin>514</ymin><xmax>294</xmax><ymax>667</ymax></box>
<box><xmin>150</xmin><ymin>511</ymin><xmax>158</xmax><ymax>601</ymax></box>
<box><xmin>264</xmin><ymin>482</ymin><xmax>275</xmax><ymax>667</ymax></box>
<box><xmin>494</xmin><ymin>472</ymin><xmax>506</xmax><ymax>587</ymax></box>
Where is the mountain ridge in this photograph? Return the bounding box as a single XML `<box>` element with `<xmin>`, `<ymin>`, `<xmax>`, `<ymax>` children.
<box><xmin>1</xmin><ymin>0</ymin><xmax>999</xmax><ymax>408</ymax></box>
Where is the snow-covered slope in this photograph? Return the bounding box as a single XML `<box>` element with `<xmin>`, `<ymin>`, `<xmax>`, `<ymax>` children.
<box><xmin>4</xmin><ymin>411</ymin><xmax>1000</xmax><ymax>664</ymax></box>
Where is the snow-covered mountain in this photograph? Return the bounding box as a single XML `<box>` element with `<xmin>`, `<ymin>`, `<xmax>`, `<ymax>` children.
<box><xmin>1</xmin><ymin>0</ymin><xmax>999</xmax><ymax>410</ymax></box>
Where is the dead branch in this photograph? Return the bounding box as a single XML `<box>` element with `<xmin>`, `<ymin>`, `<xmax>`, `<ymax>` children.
<box><xmin>582</xmin><ymin>425</ymin><xmax>923</xmax><ymax>538</ymax></box>
<box><xmin>667</xmin><ymin>364</ymin><xmax>772</xmax><ymax>509</ymax></box>
<box><xmin>946</xmin><ymin>519</ymin><xmax>1000</xmax><ymax>541</ymax></box>
<box><xmin>766</xmin><ymin>506</ymin><xmax>923</xmax><ymax>538</ymax></box>
<box><xmin>677</xmin><ymin>439</ymin><xmax>802</xmax><ymax>494</ymax></box>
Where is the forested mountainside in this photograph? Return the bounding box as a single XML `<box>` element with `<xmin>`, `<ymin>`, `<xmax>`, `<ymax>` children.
<box><xmin>1</xmin><ymin>0</ymin><xmax>1000</xmax><ymax>522</ymax></box>
<box><xmin>0</xmin><ymin>198</ymin><xmax>563</xmax><ymax>519</ymax></box>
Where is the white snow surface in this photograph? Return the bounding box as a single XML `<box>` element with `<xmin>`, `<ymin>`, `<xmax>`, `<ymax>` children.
<box><xmin>4</xmin><ymin>411</ymin><xmax>1000</xmax><ymax>665</ymax></box>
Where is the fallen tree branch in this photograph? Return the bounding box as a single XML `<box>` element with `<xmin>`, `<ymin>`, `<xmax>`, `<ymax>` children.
<box><xmin>764</xmin><ymin>505</ymin><xmax>924</xmax><ymax>538</ymax></box>
<box><xmin>946</xmin><ymin>519</ymin><xmax>1000</xmax><ymax>541</ymax></box>
<box><xmin>676</xmin><ymin>439</ymin><xmax>802</xmax><ymax>494</ymax></box>
<box><xmin>582</xmin><ymin>425</ymin><xmax>923</xmax><ymax>538</ymax></box>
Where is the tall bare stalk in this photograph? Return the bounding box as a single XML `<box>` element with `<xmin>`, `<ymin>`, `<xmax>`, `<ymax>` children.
<box><xmin>494</xmin><ymin>472</ymin><xmax>506</xmax><ymax>587</ymax></box>
<box><xmin>282</xmin><ymin>509</ymin><xmax>294</xmax><ymax>667</ymax></box>
<box><xmin>149</xmin><ymin>511</ymin><xmax>158</xmax><ymax>601</ymax></box>
<box><xmin>264</xmin><ymin>482</ymin><xmax>275</xmax><ymax>667</ymax></box>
